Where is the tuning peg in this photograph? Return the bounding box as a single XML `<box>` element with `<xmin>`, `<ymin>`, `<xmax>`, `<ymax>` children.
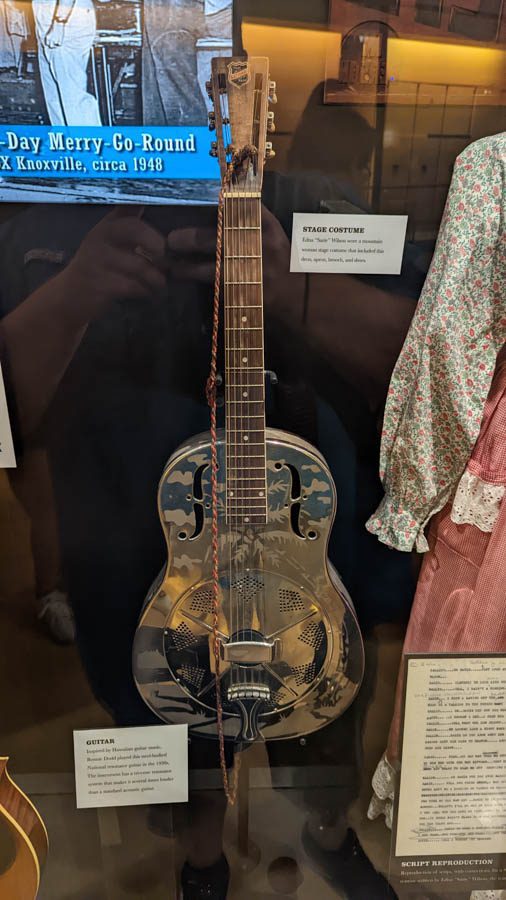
<box><xmin>205</xmin><ymin>79</ymin><xmax>213</xmax><ymax>99</ymax></box>
<box><xmin>268</xmin><ymin>80</ymin><xmax>277</xmax><ymax>104</ymax></box>
<box><xmin>209</xmin><ymin>141</ymin><xmax>218</xmax><ymax>158</ymax></box>
<box><xmin>265</xmin><ymin>142</ymin><xmax>276</xmax><ymax>160</ymax></box>
<box><xmin>208</xmin><ymin>111</ymin><xmax>216</xmax><ymax>131</ymax></box>
<box><xmin>267</xmin><ymin>111</ymin><xmax>275</xmax><ymax>133</ymax></box>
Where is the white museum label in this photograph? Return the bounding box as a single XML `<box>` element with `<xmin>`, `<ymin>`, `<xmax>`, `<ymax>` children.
<box><xmin>0</xmin><ymin>363</ymin><xmax>16</xmax><ymax>468</ymax></box>
<box><xmin>290</xmin><ymin>213</ymin><xmax>408</xmax><ymax>274</ymax></box>
<box><xmin>396</xmin><ymin>655</ymin><xmax>506</xmax><ymax>858</ymax></box>
<box><xmin>73</xmin><ymin>724</ymin><xmax>188</xmax><ymax>809</ymax></box>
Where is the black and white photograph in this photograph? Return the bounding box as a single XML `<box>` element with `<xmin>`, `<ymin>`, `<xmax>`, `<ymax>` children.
<box><xmin>0</xmin><ymin>0</ymin><xmax>233</xmax><ymax>202</ymax></box>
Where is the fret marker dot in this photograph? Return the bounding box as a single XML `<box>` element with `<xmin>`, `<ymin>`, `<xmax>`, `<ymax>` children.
<box><xmin>243</xmin><ymin>435</ymin><xmax>249</xmax><ymax>441</ymax></box>
<box><xmin>241</xmin><ymin>316</ymin><xmax>247</xmax><ymax>323</ymax></box>
<box><xmin>242</xmin><ymin>356</ymin><xmax>247</xmax><ymax>363</ymax></box>
<box><xmin>243</xmin><ymin>391</ymin><xmax>248</xmax><ymax>398</ymax></box>
<box><xmin>259</xmin><ymin>491</ymin><xmax>264</xmax><ymax>497</ymax></box>
<box><xmin>229</xmin><ymin>491</ymin><xmax>234</xmax><ymax>497</ymax></box>
<box><xmin>244</xmin><ymin>517</ymin><xmax>249</xmax><ymax>523</ymax></box>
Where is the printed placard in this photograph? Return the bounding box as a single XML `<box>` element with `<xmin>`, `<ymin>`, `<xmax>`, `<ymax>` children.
<box><xmin>73</xmin><ymin>724</ymin><xmax>188</xmax><ymax>809</ymax></box>
<box><xmin>392</xmin><ymin>654</ymin><xmax>506</xmax><ymax>893</ymax></box>
<box><xmin>0</xmin><ymin>363</ymin><xmax>16</xmax><ymax>468</ymax></box>
<box><xmin>290</xmin><ymin>213</ymin><xmax>408</xmax><ymax>274</ymax></box>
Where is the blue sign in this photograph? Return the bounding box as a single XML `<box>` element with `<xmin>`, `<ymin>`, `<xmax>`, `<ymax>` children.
<box><xmin>0</xmin><ymin>126</ymin><xmax>219</xmax><ymax>181</ymax></box>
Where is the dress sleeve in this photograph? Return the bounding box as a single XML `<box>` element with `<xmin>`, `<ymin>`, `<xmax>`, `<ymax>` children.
<box><xmin>0</xmin><ymin>278</ymin><xmax>23</xmax><ymax>461</ymax></box>
<box><xmin>366</xmin><ymin>136</ymin><xmax>506</xmax><ymax>552</ymax></box>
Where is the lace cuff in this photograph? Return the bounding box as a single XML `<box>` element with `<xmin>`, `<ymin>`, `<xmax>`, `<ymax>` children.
<box><xmin>451</xmin><ymin>470</ymin><xmax>505</xmax><ymax>532</ymax></box>
<box><xmin>367</xmin><ymin>754</ymin><xmax>399</xmax><ymax>830</ymax></box>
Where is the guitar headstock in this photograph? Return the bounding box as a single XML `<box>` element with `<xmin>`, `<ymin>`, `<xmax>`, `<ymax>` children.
<box><xmin>207</xmin><ymin>56</ymin><xmax>276</xmax><ymax>190</ymax></box>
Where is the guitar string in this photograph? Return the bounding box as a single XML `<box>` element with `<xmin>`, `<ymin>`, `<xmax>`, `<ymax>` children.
<box><xmin>208</xmin><ymin>87</ymin><xmax>262</xmax><ymax>799</ymax></box>
<box><xmin>254</xmin><ymin>79</ymin><xmax>265</xmax><ymax>696</ymax></box>
<box><xmin>233</xmin><ymin>121</ymin><xmax>242</xmax><ymax>697</ymax></box>
<box><xmin>238</xmin><ymin>170</ymin><xmax>246</xmax><ymax>696</ymax></box>
<box><xmin>223</xmin><ymin>87</ymin><xmax>236</xmax><ymax>699</ymax></box>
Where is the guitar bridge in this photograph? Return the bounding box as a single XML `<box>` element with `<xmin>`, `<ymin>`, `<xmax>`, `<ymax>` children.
<box><xmin>228</xmin><ymin>684</ymin><xmax>271</xmax><ymax>702</ymax></box>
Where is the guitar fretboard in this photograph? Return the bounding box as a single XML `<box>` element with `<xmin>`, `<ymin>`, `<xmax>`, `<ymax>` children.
<box><xmin>224</xmin><ymin>193</ymin><xmax>267</xmax><ymax>526</ymax></box>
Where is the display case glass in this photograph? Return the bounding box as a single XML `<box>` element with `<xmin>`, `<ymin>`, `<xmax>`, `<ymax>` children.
<box><xmin>1</xmin><ymin>2</ymin><xmax>506</xmax><ymax>898</ymax></box>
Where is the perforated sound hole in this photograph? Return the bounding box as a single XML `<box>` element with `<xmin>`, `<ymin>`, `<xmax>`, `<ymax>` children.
<box><xmin>189</xmin><ymin>588</ymin><xmax>213</xmax><ymax>614</ymax></box>
<box><xmin>179</xmin><ymin>665</ymin><xmax>206</xmax><ymax>690</ymax></box>
<box><xmin>171</xmin><ymin>622</ymin><xmax>196</xmax><ymax>651</ymax></box>
<box><xmin>298</xmin><ymin>621</ymin><xmax>325</xmax><ymax>651</ymax></box>
<box><xmin>291</xmin><ymin>662</ymin><xmax>317</xmax><ymax>686</ymax></box>
<box><xmin>271</xmin><ymin>687</ymin><xmax>291</xmax><ymax>706</ymax></box>
<box><xmin>232</xmin><ymin>574</ymin><xmax>264</xmax><ymax>601</ymax></box>
<box><xmin>279</xmin><ymin>588</ymin><xmax>305</xmax><ymax>613</ymax></box>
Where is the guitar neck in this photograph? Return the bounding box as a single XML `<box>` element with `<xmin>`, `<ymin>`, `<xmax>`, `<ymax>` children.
<box><xmin>224</xmin><ymin>192</ymin><xmax>267</xmax><ymax>527</ymax></box>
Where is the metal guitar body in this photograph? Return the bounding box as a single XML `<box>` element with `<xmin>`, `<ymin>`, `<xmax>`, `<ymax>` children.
<box><xmin>133</xmin><ymin>428</ymin><xmax>364</xmax><ymax>743</ymax></box>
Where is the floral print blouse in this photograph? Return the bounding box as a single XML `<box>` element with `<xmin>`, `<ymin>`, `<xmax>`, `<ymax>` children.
<box><xmin>367</xmin><ymin>133</ymin><xmax>506</xmax><ymax>552</ymax></box>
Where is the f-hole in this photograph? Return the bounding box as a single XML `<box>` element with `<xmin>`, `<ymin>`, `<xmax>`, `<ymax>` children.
<box><xmin>189</xmin><ymin>464</ymin><xmax>208</xmax><ymax>539</ymax></box>
<box><xmin>286</xmin><ymin>464</ymin><xmax>304</xmax><ymax>539</ymax></box>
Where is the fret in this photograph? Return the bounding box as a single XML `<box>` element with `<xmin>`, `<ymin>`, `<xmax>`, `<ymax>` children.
<box><xmin>225</xmin><ymin>226</ymin><xmax>261</xmax><ymax>230</ymax></box>
<box><xmin>226</xmin><ymin>384</ymin><xmax>265</xmax><ymax>389</ymax></box>
<box><xmin>228</xmin><ymin>488</ymin><xmax>267</xmax><ymax>493</ymax></box>
<box><xmin>226</xmin><ymin>255</ymin><xmax>262</xmax><ymax>259</ymax></box>
<box><xmin>228</xmin><ymin>498</ymin><xmax>268</xmax><ymax>503</ymax></box>
<box><xmin>228</xmin><ymin>507</ymin><xmax>268</xmax><ymax>512</ymax></box>
<box><xmin>227</xmin><ymin>515</ymin><xmax>268</xmax><ymax>521</ymax></box>
<box><xmin>227</xmin><ymin>510</ymin><xmax>268</xmax><ymax>516</ymax></box>
<box><xmin>229</xmin><ymin>466</ymin><xmax>265</xmax><ymax>481</ymax></box>
<box><xmin>227</xmin><ymin>497</ymin><xmax>267</xmax><ymax>503</ymax></box>
<box><xmin>226</xmin><ymin>452</ymin><xmax>266</xmax><ymax>457</ymax></box>
<box><xmin>226</xmin><ymin>415</ymin><xmax>265</xmax><ymax>419</ymax></box>
<box><xmin>225</xmin><ymin>281</ymin><xmax>262</xmax><ymax>286</ymax></box>
<box><xmin>226</xmin><ymin>454</ymin><xmax>266</xmax><ymax>460</ymax></box>
<box><xmin>227</xmin><ymin>482</ymin><xmax>267</xmax><ymax>487</ymax></box>
<box><xmin>227</xmin><ymin>511</ymin><xmax>267</xmax><ymax>515</ymax></box>
<box><xmin>227</xmin><ymin>498</ymin><xmax>266</xmax><ymax>502</ymax></box>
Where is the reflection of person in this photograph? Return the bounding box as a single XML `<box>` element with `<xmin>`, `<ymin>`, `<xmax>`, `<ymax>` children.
<box><xmin>0</xmin><ymin>0</ymin><xmax>27</xmax><ymax>70</ymax></box>
<box><xmin>143</xmin><ymin>0</ymin><xmax>232</xmax><ymax>125</ymax></box>
<box><xmin>9</xmin><ymin>448</ymin><xmax>75</xmax><ymax>644</ymax></box>
<box><xmin>287</xmin><ymin>82</ymin><xmax>375</xmax><ymax>195</ymax></box>
<box><xmin>32</xmin><ymin>0</ymin><xmax>101</xmax><ymax>125</ymax></box>
<box><xmin>0</xmin><ymin>182</ymin><xmax>416</xmax><ymax>896</ymax></box>
<box><xmin>0</xmin><ymin>75</ymin><xmax>426</xmax><ymax>895</ymax></box>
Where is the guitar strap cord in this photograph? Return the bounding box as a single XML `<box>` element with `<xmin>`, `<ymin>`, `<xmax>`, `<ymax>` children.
<box><xmin>206</xmin><ymin>144</ymin><xmax>258</xmax><ymax>804</ymax></box>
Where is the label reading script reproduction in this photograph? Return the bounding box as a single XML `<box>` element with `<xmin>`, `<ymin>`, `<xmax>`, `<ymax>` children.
<box><xmin>394</xmin><ymin>655</ymin><xmax>506</xmax><ymax>893</ymax></box>
<box><xmin>73</xmin><ymin>724</ymin><xmax>188</xmax><ymax>809</ymax></box>
<box><xmin>0</xmin><ymin>363</ymin><xmax>16</xmax><ymax>468</ymax></box>
<box><xmin>290</xmin><ymin>213</ymin><xmax>408</xmax><ymax>275</ymax></box>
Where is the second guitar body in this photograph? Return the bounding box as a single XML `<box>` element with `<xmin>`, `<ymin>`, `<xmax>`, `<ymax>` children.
<box><xmin>133</xmin><ymin>428</ymin><xmax>364</xmax><ymax>743</ymax></box>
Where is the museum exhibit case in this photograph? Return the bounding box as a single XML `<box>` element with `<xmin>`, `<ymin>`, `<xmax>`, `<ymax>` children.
<box><xmin>1</xmin><ymin>1</ymin><xmax>506</xmax><ymax>898</ymax></box>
